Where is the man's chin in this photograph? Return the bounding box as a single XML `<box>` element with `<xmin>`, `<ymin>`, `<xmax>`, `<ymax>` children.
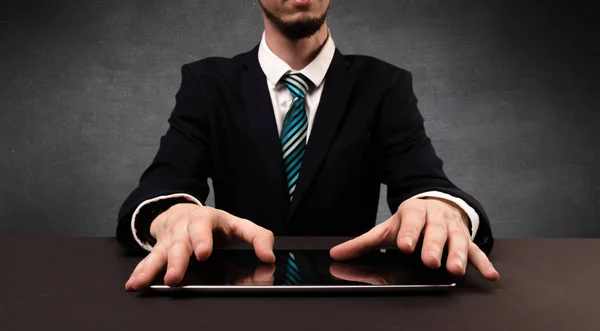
<box><xmin>261</xmin><ymin>0</ymin><xmax>328</xmax><ymax>40</ymax></box>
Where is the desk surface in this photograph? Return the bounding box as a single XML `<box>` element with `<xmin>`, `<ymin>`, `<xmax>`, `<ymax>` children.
<box><xmin>0</xmin><ymin>237</ymin><xmax>598</xmax><ymax>331</ymax></box>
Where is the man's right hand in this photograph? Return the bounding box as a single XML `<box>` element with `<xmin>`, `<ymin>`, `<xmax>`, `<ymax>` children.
<box><xmin>124</xmin><ymin>203</ymin><xmax>276</xmax><ymax>291</ymax></box>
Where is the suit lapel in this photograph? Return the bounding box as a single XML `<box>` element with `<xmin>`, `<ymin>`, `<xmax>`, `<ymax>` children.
<box><xmin>240</xmin><ymin>47</ymin><xmax>290</xmax><ymax>230</ymax></box>
<box><xmin>288</xmin><ymin>49</ymin><xmax>354</xmax><ymax>220</ymax></box>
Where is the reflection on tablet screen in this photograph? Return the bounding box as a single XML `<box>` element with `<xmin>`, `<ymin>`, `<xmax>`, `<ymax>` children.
<box><xmin>150</xmin><ymin>249</ymin><xmax>456</xmax><ymax>287</ymax></box>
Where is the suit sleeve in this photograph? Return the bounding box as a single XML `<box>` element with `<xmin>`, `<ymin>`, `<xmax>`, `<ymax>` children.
<box><xmin>116</xmin><ymin>64</ymin><xmax>212</xmax><ymax>253</ymax></box>
<box><xmin>377</xmin><ymin>70</ymin><xmax>494</xmax><ymax>254</ymax></box>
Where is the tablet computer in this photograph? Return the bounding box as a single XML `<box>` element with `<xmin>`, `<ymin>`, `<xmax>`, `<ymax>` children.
<box><xmin>148</xmin><ymin>248</ymin><xmax>456</xmax><ymax>293</ymax></box>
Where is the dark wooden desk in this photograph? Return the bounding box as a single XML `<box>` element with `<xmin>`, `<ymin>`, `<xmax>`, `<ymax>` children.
<box><xmin>0</xmin><ymin>237</ymin><xmax>598</xmax><ymax>331</ymax></box>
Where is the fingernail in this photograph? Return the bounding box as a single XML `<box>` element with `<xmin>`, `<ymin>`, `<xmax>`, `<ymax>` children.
<box><xmin>427</xmin><ymin>249</ymin><xmax>439</xmax><ymax>258</ymax></box>
<box><xmin>402</xmin><ymin>236</ymin><xmax>414</xmax><ymax>247</ymax></box>
<box><xmin>195</xmin><ymin>244</ymin><xmax>207</xmax><ymax>258</ymax></box>
<box><xmin>453</xmin><ymin>258</ymin><xmax>464</xmax><ymax>269</ymax></box>
<box><xmin>195</xmin><ymin>243</ymin><xmax>206</xmax><ymax>253</ymax></box>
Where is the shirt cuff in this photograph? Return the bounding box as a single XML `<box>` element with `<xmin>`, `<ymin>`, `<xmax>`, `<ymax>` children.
<box><xmin>130</xmin><ymin>193</ymin><xmax>203</xmax><ymax>252</ymax></box>
<box><xmin>408</xmin><ymin>191</ymin><xmax>480</xmax><ymax>240</ymax></box>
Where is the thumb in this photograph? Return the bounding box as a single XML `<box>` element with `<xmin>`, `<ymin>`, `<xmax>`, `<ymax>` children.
<box><xmin>330</xmin><ymin>220</ymin><xmax>397</xmax><ymax>261</ymax></box>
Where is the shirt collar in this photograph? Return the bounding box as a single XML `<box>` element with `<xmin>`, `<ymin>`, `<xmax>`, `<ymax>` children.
<box><xmin>258</xmin><ymin>30</ymin><xmax>336</xmax><ymax>88</ymax></box>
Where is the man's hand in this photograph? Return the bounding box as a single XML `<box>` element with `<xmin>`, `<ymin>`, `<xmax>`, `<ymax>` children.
<box><xmin>330</xmin><ymin>198</ymin><xmax>500</xmax><ymax>281</ymax></box>
<box><xmin>125</xmin><ymin>203</ymin><xmax>276</xmax><ymax>291</ymax></box>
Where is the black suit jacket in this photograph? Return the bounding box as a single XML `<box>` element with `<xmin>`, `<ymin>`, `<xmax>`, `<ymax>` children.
<box><xmin>116</xmin><ymin>46</ymin><xmax>494</xmax><ymax>254</ymax></box>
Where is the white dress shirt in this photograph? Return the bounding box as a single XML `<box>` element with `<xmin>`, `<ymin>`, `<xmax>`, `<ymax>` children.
<box><xmin>130</xmin><ymin>31</ymin><xmax>480</xmax><ymax>252</ymax></box>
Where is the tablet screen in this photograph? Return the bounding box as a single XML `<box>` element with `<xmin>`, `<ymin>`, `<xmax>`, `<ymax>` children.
<box><xmin>149</xmin><ymin>249</ymin><xmax>456</xmax><ymax>290</ymax></box>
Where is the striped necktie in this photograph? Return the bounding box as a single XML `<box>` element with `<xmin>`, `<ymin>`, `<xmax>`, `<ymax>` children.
<box><xmin>280</xmin><ymin>73</ymin><xmax>310</xmax><ymax>200</ymax></box>
<box><xmin>284</xmin><ymin>252</ymin><xmax>301</xmax><ymax>285</ymax></box>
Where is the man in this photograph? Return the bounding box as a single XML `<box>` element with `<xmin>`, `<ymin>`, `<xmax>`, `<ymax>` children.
<box><xmin>117</xmin><ymin>0</ymin><xmax>500</xmax><ymax>291</ymax></box>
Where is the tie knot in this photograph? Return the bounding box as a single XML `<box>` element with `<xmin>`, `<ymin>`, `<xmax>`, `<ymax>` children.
<box><xmin>281</xmin><ymin>73</ymin><xmax>310</xmax><ymax>100</ymax></box>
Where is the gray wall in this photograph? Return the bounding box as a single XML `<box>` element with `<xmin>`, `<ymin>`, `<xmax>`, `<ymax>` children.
<box><xmin>0</xmin><ymin>0</ymin><xmax>598</xmax><ymax>238</ymax></box>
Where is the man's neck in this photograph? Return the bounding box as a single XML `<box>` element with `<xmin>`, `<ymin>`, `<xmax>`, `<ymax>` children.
<box><xmin>263</xmin><ymin>17</ymin><xmax>329</xmax><ymax>71</ymax></box>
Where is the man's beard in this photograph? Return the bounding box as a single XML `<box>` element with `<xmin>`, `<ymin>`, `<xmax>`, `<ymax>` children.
<box><xmin>259</xmin><ymin>1</ymin><xmax>328</xmax><ymax>40</ymax></box>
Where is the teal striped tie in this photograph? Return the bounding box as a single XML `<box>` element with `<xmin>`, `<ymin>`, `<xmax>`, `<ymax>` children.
<box><xmin>280</xmin><ymin>73</ymin><xmax>310</xmax><ymax>200</ymax></box>
<box><xmin>284</xmin><ymin>252</ymin><xmax>301</xmax><ymax>285</ymax></box>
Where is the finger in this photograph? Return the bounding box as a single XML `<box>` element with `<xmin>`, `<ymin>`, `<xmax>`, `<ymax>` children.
<box><xmin>187</xmin><ymin>214</ymin><xmax>214</xmax><ymax>261</ymax></box>
<box><xmin>468</xmin><ymin>242</ymin><xmax>500</xmax><ymax>281</ymax></box>
<box><xmin>164</xmin><ymin>232</ymin><xmax>194</xmax><ymax>286</ymax></box>
<box><xmin>219</xmin><ymin>212</ymin><xmax>276</xmax><ymax>263</ymax></box>
<box><xmin>125</xmin><ymin>258</ymin><xmax>146</xmax><ymax>291</ymax></box>
<box><xmin>251</xmin><ymin>230</ymin><xmax>276</xmax><ymax>263</ymax></box>
<box><xmin>330</xmin><ymin>220</ymin><xmax>397</xmax><ymax>260</ymax></box>
<box><xmin>445</xmin><ymin>225</ymin><xmax>470</xmax><ymax>276</ymax></box>
<box><xmin>396</xmin><ymin>205</ymin><xmax>427</xmax><ymax>253</ymax></box>
<box><xmin>329</xmin><ymin>263</ymin><xmax>386</xmax><ymax>285</ymax></box>
<box><xmin>420</xmin><ymin>212</ymin><xmax>448</xmax><ymax>269</ymax></box>
<box><xmin>131</xmin><ymin>246</ymin><xmax>168</xmax><ymax>291</ymax></box>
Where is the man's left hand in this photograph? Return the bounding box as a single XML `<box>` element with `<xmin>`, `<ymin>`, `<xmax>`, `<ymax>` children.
<box><xmin>330</xmin><ymin>197</ymin><xmax>500</xmax><ymax>281</ymax></box>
